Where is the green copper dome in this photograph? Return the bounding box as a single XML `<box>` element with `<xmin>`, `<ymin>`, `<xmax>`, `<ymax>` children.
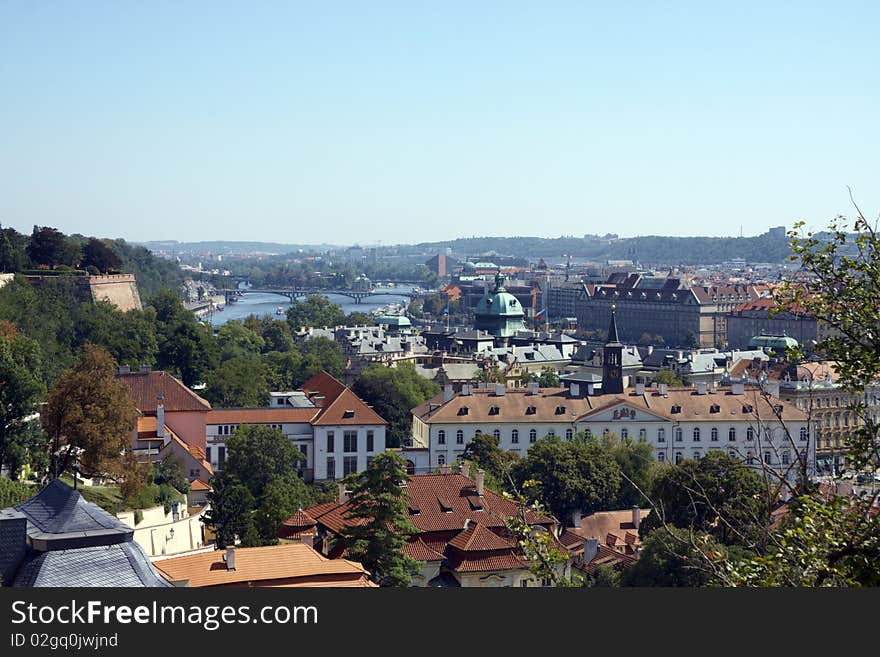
<box><xmin>474</xmin><ymin>272</ymin><xmax>526</xmax><ymax>338</ymax></box>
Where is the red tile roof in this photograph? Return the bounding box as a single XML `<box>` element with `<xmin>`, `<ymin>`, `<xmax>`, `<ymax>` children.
<box><xmin>447</xmin><ymin>523</ymin><xmax>514</xmax><ymax>552</ymax></box>
<box><xmin>278</xmin><ymin>509</ymin><xmax>318</xmax><ymax>539</ymax></box>
<box><xmin>299</xmin><ymin>371</ymin><xmax>387</xmax><ymax>426</ymax></box>
<box><xmin>403</xmin><ymin>538</ymin><xmax>446</xmax><ymax>562</ymax></box>
<box><xmin>446</xmin><ymin>552</ymin><xmax>528</xmax><ymax>573</ymax></box>
<box><xmin>190</xmin><ymin>479</ymin><xmax>211</xmax><ymax>491</ymax></box>
<box><xmin>118</xmin><ymin>371</ymin><xmax>211</xmax><ymax>413</ymax></box>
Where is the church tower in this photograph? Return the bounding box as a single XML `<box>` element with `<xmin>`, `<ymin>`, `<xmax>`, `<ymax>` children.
<box><xmin>602</xmin><ymin>304</ymin><xmax>624</xmax><ymax>394</ymax></box>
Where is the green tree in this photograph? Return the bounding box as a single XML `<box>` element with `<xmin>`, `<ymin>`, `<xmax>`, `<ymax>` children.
<box><xmin>299</xmin><ymin>337</ymin><xmax>344</xmax><ymax>380</ymax></box>
<box><xmin>206</xmin><ymin>425</ymin><xmax>310</xmax><ymax>547</ymax></box>
<box><xmin>286</xmin><ymin>294</ymin><xmax>345</xmax><ymax>329</ymax></box>
<box><xmin>26</xmin><ymin>225</ymin><xmax>80</xmax><ymax>267</ymax></box>
<box><xmin>74</xmin><ymin>302</ymin><xmax>158</xmax><ymax>371</ymax></box>
<box><xmin>352</xmin><ymin>361</ymin><xmax>440</xmax><ymax>448</ymax></box>
<box><xmin>639</xmin><ymin>451</ymin><xmax>767</xmax><ymax>548</ymax></box>
<box><xmin>203</xmin><ymin>357</ymin><xmax>270</xmax><ymax>408</ymax></box>
<box><xmin>43</xmin><ymin>343</ymin><xmax>139</xmax><ymax>482</ymax></box>
<box><xmin>216</xmin><ymin>320</ymin><xmax>265</xmax><ymax>361</ymax></box>
<box><xmin>0</xmin><ymin>225</ymin><xmax>28</xmax><ymax>272</ymax></box>
<box><xmin>339</xmin><ymin>452</ymin><xmax>422</xmax><ymax>586</ymax></box>
<box><xmin>460</xmin><ymin>433</ymin><xmax>519</xmax><ymax>491</ymax></box>
<box><xmin>602</xmin><ymin>433</ymin><xmax>656</xmax><ymax>509</ymax></box>
<box><xmin>344</xmin><ymin>311</ymin><xmax>374</xmax><ymax>326</ymax></box>
<box><xmin>149</xmin><ymin>290</ymin><xmax>218</xmax><ymax>386</ymax></box>
<box><xmin>653</xmin><ymin>369</ymin><xmax>684</xmax><ymax>387</ymax></box>
<box><xmin>511</xmin><ymin>434</ymin><xmax>621</xmax><ymax>524</ymax></box>
<box><xmin>152</xmin><ymin>455</ymin><xmax>190</xmax><ymax>494</ymax></box>
<box><xmin>621</xmin><ymin>526</ymin><xmax>726</xmax><ymax>587</ymax></box>
<box><xmin>0</xmin><ymin>324</ymin><xmax>46</xmax><ymax>475</ymax></box>
<box><xmin>80</xmin><ymin>238</ymin><xmax>122</xmax><ymax>273</ymax></box>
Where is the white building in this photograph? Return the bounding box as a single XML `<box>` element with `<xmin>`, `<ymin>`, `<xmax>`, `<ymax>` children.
<box><xmin>205</xmin><ymin>372</ymin><xmax>387</xmax><ymax>482</ymax></box>
<box><xmin>407</xmin><ymin>380</ymin><xmax>815</xmax><ymax>487</ymax></box>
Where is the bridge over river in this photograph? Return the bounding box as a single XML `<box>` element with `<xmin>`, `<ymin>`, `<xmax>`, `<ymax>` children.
<box><xmin>223</xmin><ymin>285</ymin><xmax>426</xmax><ymax>305</ymax></box>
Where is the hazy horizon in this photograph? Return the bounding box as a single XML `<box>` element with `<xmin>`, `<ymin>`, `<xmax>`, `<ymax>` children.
<box><xmin>2</xmin><ymin>3</ymin><xmax>878</xmax><ymax>244</ymax></box>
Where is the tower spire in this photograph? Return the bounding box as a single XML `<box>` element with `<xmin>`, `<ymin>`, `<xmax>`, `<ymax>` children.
<box><xmin>607</xmin><ymin>304</ymin><xmax>621</xmax><ymax>345</ymax></box>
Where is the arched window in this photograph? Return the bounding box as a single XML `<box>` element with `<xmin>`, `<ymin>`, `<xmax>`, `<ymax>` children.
<box><xmin>746</xmin><ymin>427</ymin><xmax>754</xmax><ymax>441</ymax></box>
<box><xmin>658</xmin><ymin>428</ymin><xmax>666</xmax><ymax>443</ymax></box>
<box><xmin>782</xmin><ymin>452</ymin><xmax>790</xmax><ymax>465</ymax></box>
<box><xmin>438</xmin><ymin>430</ymin><xmax>446</xmax><ymax>445</ymax></box>
<box><xmin>438</xmin><ymin>454</ymin><xmax>445</xmax><ymax>465</ymax></box>
<box><xmin>456</xmin><ymin>430</ymin><xmax>464</xmax><ymax>444</ymax></box>
<box><xmin>639</xmin><ymin>428</ymin><xmax>646</xmax><ymax>441</ymax></box>
<box><xmin>621</xmin><ymin>428</ymin><xmax>629</xmax><ymax>439</ymax></box>
<box><xmin>711</xmin><ymin>428</ymin><xmax>718</xmax><ymax>442</ymax></box>
<box><xmin>529</xmin><ymin>429</ymin><xmax>537</xmax><ymax>443</ymax></box>
<box><xmin>406</xmin><ymin>460</ymin><xmax>416</xmax><ymax>475</ymax></box>
<box><xmin>675</xmin><ymin>452</ymin><xmax>683</xmax><ymax>465</ymax></box>
<box><xmin>493</xmin><ymin>429</ymin><xmax>501</xmax><ymax>440</ymax></box>
<box><xmin>511</xmin><ymin>429</ymin><xmax>519</xmax><ymax>444</ymax></box>
<box><xmin>799</xmin><ymin>427</ymin><xmax>808</xmax><ymax>441</ymax></box>
<box><xmin>565</xmin><ymin>428</ymin><xmax>573</xmax><ymax>440</ymax></box>
<box><xmin>693</xmin><ymin>428</ymin><xmax>701</xmax><ymax>442</ymax></box>
<box><xmin>729</xmin><ymin>428</ymin><xmax>736</xmax><ymax>442</ymax></box>
<box><xmin>675</xmin><ymin>428</ymin><xmax>683</xmax><ymax>442</ymax></box>
<box><xmin>584</xmin><ymin>429</ymin><xmax>592</xmax><ymax>439</ymax></box>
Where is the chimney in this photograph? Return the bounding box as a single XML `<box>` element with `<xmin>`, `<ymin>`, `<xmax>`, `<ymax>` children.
<box><xmin>570</xmin><ymin>509</ymin><xmax>582</xmax><ymax>528</ymax></box>
<box><xmin>696</xmin><ymin>382</ymin><xmax>708</xmax><ymax>395</ymax></box>
<box><xmin>300</xmin><ymin>534</ymin><xmax>316</xmax><ymax>549</ymax></box>
<box><xmin>528</xmin><ymin>381</ymin><xmax>540</xmax><ymax>396</ymax></box>
<box><xmin>474</xmin><ymin>469</ymin><xmax>485</xmax><ymax>496</ymax></box>
<box><xmin>658</xmin><ymin>382</ymin><xmax>668</xmax><ymax>396</ymax></box>
<box><xmin>0</xmin><ymin>509</ymin><xmax>27</xmax><ymax>587</ymax></box>
<box><xmin>583</xmin><ymin>537</ymin><xmax>599</xmax><ymax>566</ymax></box>
<box><xmin>463</xmin><ymin>518</ymin><xmax>470</xmax><ymax>530</ymax></box>
<box><xmin>732</xmin><ymin>382</ymin><xmax>745</xmax><ymax>395</ymax></box>
<box><xmin>632</xmin><ymin>506</ymin><xmax>641</xmax><ymax>530</ymax></box>
<box><xmin>635</xmin><ymin>382</ymin><xmax>645</xmax><ymax>396</ymax></box>
<box><xmin>118</xmin><ymin>364</ymin><xmax>131</xmax><ymax>374</ymax></box>
<box><xmin>495</xmin><ymin>383</ymin><xmax>506</xmax><ymax>396</ymax></box>
<box><xmin>140</xmin><ymin>363</ymin><xmax>150</xmax><ymax>373</ymax></box>
<box><xmin>459</xmin><ymin>461</ymin><xmax>470</xmax><ymax>478</ymax></box>
<box><xmin>337</xmin><ymin>483</ymin><xmax>349</xmax><ymax>504</ymax></box>
<box><xmin>569</xmin><ymin>382</ymin><xmax>580</xmax><ymax>398</ymax></box>
<box><xmin>224</xmin><ymin>547</ymin><xmax>236</xmax><ymax>571</ymax></box>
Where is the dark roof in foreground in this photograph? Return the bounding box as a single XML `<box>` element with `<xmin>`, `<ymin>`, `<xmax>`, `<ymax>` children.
<box><xmin>13</xmin><ymin>543</ymin><xmax>171</xmax><ymax>587</ymax></box>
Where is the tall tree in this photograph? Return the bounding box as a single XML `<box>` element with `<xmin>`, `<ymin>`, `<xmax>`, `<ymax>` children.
<box><xmin>149</xmin><ymin>290</ymin><xmax>218</xmax><ymax>386</ymax></box>
<box><xmin>602</xmin><ymin>433</ymin><xmax>657</xmax><ymax>509</ymax></box>
<box><xmin>0</xmin><ymin>323</ymin><xmax>46</xmax><ymax>475</ymax></box>
<box><xmin>206</xmin><ymin>425</ymin><xmax>310</xmax><ymax>547</ymax></box>
<box><xmin>26</xmin><ymin>225</ymin><xmax>80</xmax><ymax>268</ymax></box>
<box><xmin>80</xmin><ymin>237</ymin><xmax>122</xmax><ymax>273</ymax></box>
<box><xmin>352</xmin><ymin>361</ymin><xmax>440</xmax><ymax>447</ymax></box>
<box><xmin>0</xmin><ymin>225</ymin><xmax>28</xmax><ymax>272</ymax></box>
<box><xmin>42</xmin><ymin>343</ymin><xmax>139</xmax><ymax>482</ymax></box>
<box><xmin>286</xmin><ymin>294</ymin><xmax>345</xmax><ymax>330</ymax></box>
<box><xmin>511</xmin><ymin>434</ymin><xmax>621</xmax><ymax>524</ymax></box>
<box><xmin>203</xmin><ymin>357</ymin><xmax>270</xmax><ymax>408</ymax></box>
<box><xmin>621</xmin><ymin>526</ymin><xmax>728</xmax><ymax>587</ymax></box>
<box><xmin>339</xmin><ymin>452</ymin><xmax>422</xmax><ymax>586</ymax></box>
<box><xmin>460</xmin><ymin>433</ymin><xmax>519</xmax><ymax>491</ymax></box>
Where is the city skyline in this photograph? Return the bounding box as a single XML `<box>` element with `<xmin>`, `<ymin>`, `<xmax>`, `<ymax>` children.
<box><xmin>2</xmin><ymin>3</ymin><xmax>879</xmax><ymax>244</ymax></box>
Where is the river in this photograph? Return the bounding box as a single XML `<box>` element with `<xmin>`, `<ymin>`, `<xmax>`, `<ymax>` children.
<box><xmin>208</xmin><ymin>285</ymin><xmax>417</xmax><ymax>327</ymax></box>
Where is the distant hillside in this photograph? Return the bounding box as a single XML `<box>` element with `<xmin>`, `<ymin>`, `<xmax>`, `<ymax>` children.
<box><xmin>407</xmin><ymin>232</ymin><xmax>793</xmax><ymax>264</ymax></box>
<box><xmin>138</xmin><ymin>240</ymin><xmax>339</xmax><ymax>255</ymax></box>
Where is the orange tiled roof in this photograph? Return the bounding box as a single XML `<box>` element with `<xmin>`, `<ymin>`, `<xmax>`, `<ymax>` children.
<box><xmin>153</xmin><ymin>543</ymin><xmax>373</xmax><ymax>588</ymax></box>
<box><xmin>446</xmin><ymin>552</ymin><xmax>527</xmax><ymax>573</ymax></box>
<box><xmin>118</xmin><ymin>370</ymin><xmax>211</xmax><ymax>413</ymax></box>
<box><xmin>403</xmin><ymin>538</ymin><xmax>446</xmax><ymax>562</ymax></box>
<box><xmin>206</xmin><ymin>408</ymin><xmax>320</xmax><ymax>425</ymax></box>
<box><xmin>447</xmin><ymin>523</ymin><xmax>514</xmax><ymax>552</ymax></box>
<box><xmin>299</xmin><ymin>371</ymin><xmax>387</xmax><ymax>426</ymax></box>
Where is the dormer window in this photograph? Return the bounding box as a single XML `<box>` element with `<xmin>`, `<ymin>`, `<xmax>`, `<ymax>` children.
<box><xmin>343</xmin><ymin>409</ymin><xmax>355</xmax><ymax>418</ymax></box>
<box><xmin>671</xmin><ymin>405</ymin><xmax>682</xmax><ymax>414</ymax></box>
<box><xmin>742</xmin><ymin>404</ymin><xmax>753</xmax><ymax>413</ymax></box>
<box><xmin>555</xmin><ymin>406</ymin><xmax>566</xmax><ymax>415</ymax></box>
<box><xmin>458</xmin><ymin>407</ymin><xmax>469</xmax><ymax>416</ymax></box>
<box><xmin>437</xmin><ymin>497</ymin><xmax>453</xmax><ymax>513</ymax></box>
<box><xmin>489</xmin><ymin>406</ymin><xmax>500</xmax><ymax>416</ymax></box>
<box><xmin>709</xmin><ymin>404</ymin><xmax>720</xmax><ymax>413</ymax></box>
<box><xmin>525</xmin><ymin>406</ymin><xmax>537</xmax><ymax>415</ymax></box>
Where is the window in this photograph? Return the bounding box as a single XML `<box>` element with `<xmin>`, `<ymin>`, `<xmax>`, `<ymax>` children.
<box><xmin>671</xmin><ymin>405</ymin><xmax>682</xmax><ymax>414</ymax></box>
<box><xmin>621</xmin><ymin>428</ymin><xmax>629</xmax><ymax>439</ymax></box>
<box><xmin>729</xmin><ymin>427</ymin><xmax>736</xmax><ymax>442</ymax></box>
<box><xmin>366</xmin><ymin>430</ymin><xmax>374</xmax><ymax>452</ymax></box>
<box><xmin>489</xmin><ymin>406</ymin><xmax>500</xmax><ymax>416</ymax></box>
<box><xmin>799</xmin><ymin>427</ymin><xmax>808</xmax><ymax>442</ymax></box>
<box><xmin>693</xmin><ymin>428</ymin><xmax>701</xmax><ymax>442</ymax></box>
<box><xmin>728</xmin><ymin>450</ymin><xmax>735</xmax><ymax>457</ymax></box>
<box><xmin>326</xmin><ymin>457</ymin><xmax>336</xmax><ymax>480</ymax></box>
<box><xmin>658</xmin><ymin>452</ymin><xmax>665</xmax><ymax>462</ymax></box>
<box><xmin>763</xmin><ymin>451</ymin><xmax>771</xmax><ymax>464</ymax></box>
<box><xmin>511</xmin><ymin>429</ymin><xmax>519</xmax><ymax>444</ymax></box>
<box><xmin>585</xmin><ymin>429</ymin><xmax>592</xmax><ymax>439</ymax></box>
<box><xmin>344</xmin><ymin>456</ymin><xmax>358</xmax><ymax>475</ymax></box>
<box><xmin>675</xmin><ymin>452</ymin><xmax>683</xmax><ymax>465</ymax></box>
<box><xmin>493</xmin><ymin>429</ymin><xmax>501</xmax><ymax>440</ymax></box>
<box><xmin>658</xmin><ymin>428</ymin><xmax>665</xmax><ymax>443</ymax></box>
<box><xmin>529</xmin><ymin>429</ymin><xmax>537</xmax><ymax>443</ymax></box>
<box><xmin>190</xmin><ymin>469</ymin><xmax>199</xmax><ymax>478</ymax></box>
<box><xmin>639</xmin><ymin>428</ymin><xmax>646</xmax><ymax>441</ymax></box>
<box><xmin>566</xmin><ymin>428</ymin><xmax>573</xmax><ymax>440</ymax></box>
<box><xmin>746</xmin><ymin>427</ymin><xmax>754</xmax><ymax>441</ymax></box>
<box><xmin>456</xmin><ymin>430</ymin><xmax>464</xmax><ymax>444</ymax></box>
<box><xmin>546</xmin><ymin>430</ymin><xmax>556</xmax><ymax>438</ymax></box>
<box><xmin>711</xmin><ymin>428</ymin><xmax>718</xmax><ymax>442</ymax></box>
<box><xmin>675</xmin><ymin>428</ymin><xmax>683</xmax><ymax>442</ymax></box>
<box><xmin>299</xmin><ymin>444</ymin><xmax>308</xmax><ymax>460</ymax></box>
<box><xmin>218</xmin><ymin>446</ymin><xmax>226</xmax><ymax>466</ymax></box>
<box><xmin>344</xmin><ymin>431</ymin><xmax>358</xmax><ymax>453</ymax></box>
<box><xmin>327</xmin><ymin>431</ymin><xmax>335</xmax><ymax>452</ymax></box>
<box><xmin>206</xmin><ymin>446</ymin><xmax>212</xmax><ymax>463</ymax></box>
<box><xmin>693</xmin><ymin>451</ymin><xmax>701</xmax><ymax>460</ymax></box>
<box><xmin>782</xmin><ymin>452</ymin><xmax>790</xmax><ymax>465</ymax></box>
<box><xmin>438</xmin><ymin>430</ymin><xmax>446</xmax><ymax>445</ymax></box>
<box><xmin>438</xmin><ymin>454</ymin><xmax>446</xmax><ymax>466</ymax></box>
<box><xmin>746</xmin><ymin>452</ymin><xmax>754</xmax><ymax>464</ymax></box>
<box><xmin>474</xmin><ymin>428</ymin><xmax>481</xmax><ymax>438</ymax></box>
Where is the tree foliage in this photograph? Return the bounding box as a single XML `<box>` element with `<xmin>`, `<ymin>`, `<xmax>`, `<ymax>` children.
<box><xmin>339</xmin><ymin>452</ymin><xmax>422</xmax><ymax>586</ymax></box>
<box><xmin>0</xmin><ymin>324</ymin><xmax>46</xmax><ymax>475</ymax></box>
<box><xmin>286</xmin><ymin>294</ymin><xmax>346</xmax><ymax>330</ymax></box>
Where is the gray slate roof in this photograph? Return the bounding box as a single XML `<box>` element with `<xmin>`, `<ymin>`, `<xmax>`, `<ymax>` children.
<box><xmin>17</xmin><ymin>479</ymin><xmax>130</xmax><ymax>536</ymax></box>
<box><xmin>13</xmin><ymin>543</ymin><xmax>171</xmax><ymax>587</ymax></box>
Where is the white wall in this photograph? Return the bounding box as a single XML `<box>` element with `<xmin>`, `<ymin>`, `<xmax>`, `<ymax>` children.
<box><xmin>118</xmin><ymin>504</ymin><xmax>209</xmax><ymax>557</ymax></box>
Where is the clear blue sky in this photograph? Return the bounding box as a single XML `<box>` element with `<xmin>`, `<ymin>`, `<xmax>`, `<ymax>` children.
<box><xmin>2</xmin><ymin>2</ymin><xmax>878</xmax><ymax>245</ymax></box>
